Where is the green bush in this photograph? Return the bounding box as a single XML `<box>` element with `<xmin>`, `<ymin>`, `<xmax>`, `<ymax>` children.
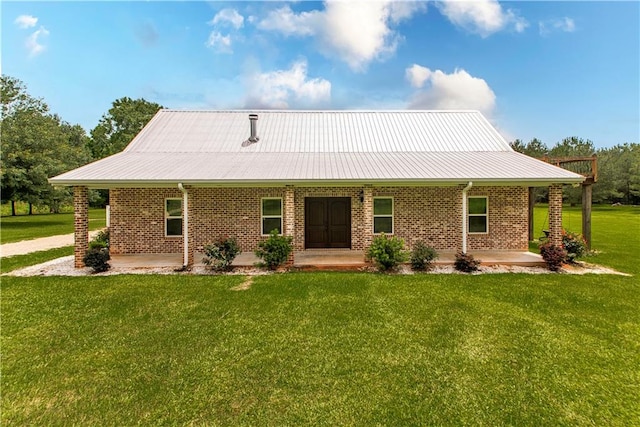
<box><xmin>539</xmin><ymin>242</ymin><xmax>567</xmax><ymax>272</ymax></box>
<box><xmin>562</xmin><ymin>230</ymin><xmax>587</xmax><ymax>263</ymax></box>
<box><xmin>255</xmin><ymin>229</ymin><xmax>293</xmax><ymax>270</ymax></box>
<box><xmin>203</xmin><ymin>236</ymin><xmax>241</xmax><ymax>271</ymax></box>
<box><xmin>83</xmin><ymin>248</ymin><xmax>111</xmax><ymax>273</ymax></box>
<box><xmin>410</xmin><ymin>241</ymin><xmax>438</xmax><ymax>271</ymax></box>
<box><xmin>88</xmin><ymin>229</ymin><xmax>110</xmax><ymax>250</ymax></box>
<box><xmin>454</xmin><ymin>251</ymin><xmax>480</xmax><ymax>273</ymax></box>
<box><xmin>366</xmin><ymin>233</ymin><xmax>408</xmax><ymax>272</ymax></box>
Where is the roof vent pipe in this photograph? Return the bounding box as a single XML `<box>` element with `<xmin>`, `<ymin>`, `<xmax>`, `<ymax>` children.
<box><xmin>248</xmin><ymin>114</ymin><xmax>259</xmax><ymax>143</ymax></box>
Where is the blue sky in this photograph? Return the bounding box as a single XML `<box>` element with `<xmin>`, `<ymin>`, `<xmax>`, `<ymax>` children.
<box><xmin>2</xmin><ymin>1</ymin><xmax>639</xmax><ymax>148</ymax></box>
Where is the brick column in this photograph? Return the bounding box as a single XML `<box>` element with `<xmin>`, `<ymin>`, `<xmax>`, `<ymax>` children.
<box><xmin>548</xmin><ymin>184</ymin><xmax>563</xmax><ymax>246</ymax></box>
<box><xmin>74</xmin><ymin>186</ymin><xmax>89</xmax><ymax>268</ymax></box>
<box><xmin>362</xmin><ymin>186</ymin><xmax>373</xmax><ymax>249</ymax></box>
<box><xmin>186</xmin><ymin>187</ymin><xmax>194</xmax><ymax>266</ymax></box>
<box><xmin>284</xmin><ymin>185</ymin><xmax>295</xmax><ymax>265</ymax></box>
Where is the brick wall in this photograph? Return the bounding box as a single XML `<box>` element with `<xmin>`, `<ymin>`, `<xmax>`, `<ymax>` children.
<box><xmin>109</xmin><ymin>185</ymin><xmax>529</xmax><ymax>255</ymax></box>
<box><xmin>467</xmin><ymin>186</ymin><xmax>529</xmax><ymax>251</ymax></box>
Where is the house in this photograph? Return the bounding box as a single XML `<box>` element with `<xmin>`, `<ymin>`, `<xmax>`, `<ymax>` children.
<box><xmin>50</xmin><ymin>110</ymin><xmax>584</xmax><ymax>268</ymax></box>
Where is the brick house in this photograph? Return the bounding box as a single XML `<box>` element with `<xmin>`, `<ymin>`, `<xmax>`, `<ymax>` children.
<box><xmin>50</xmin><ymin>110</ymin><xmax>584</xmax><ymax>268</ymax></box>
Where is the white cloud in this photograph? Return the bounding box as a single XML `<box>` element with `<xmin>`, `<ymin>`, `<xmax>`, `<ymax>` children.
<box><xmin>406</xmin><ymin>65</ymin><xmax>496</xmax><ymax>116</ymax></box>
<box><xmin>539</xmin><ymin>17</ymin><xmax>576</xmax><ymax>36</ymax></box>
<box><xmin>15</xmin><ymin>14</ymin><xmax>38</xmax><ymax>29</ymax></box>
<box><xmin>206</xmin><ymin>31</ymin><xmax>233</xmax><ymax>53</ymax></box>
<box><xmin>26</xmin><ymin>26</ymin><xmax>49</xmax><ymax>57</ymax></box>
<box><xmin>210</xmin><ymin>8</ymin><xmax>244</xmax><ymax>30</ymax></box>
<box><xmin>258</xmin><ymin>1</ymin><xmax>426</xmax><ymax>72</ymax></box>
<box><xmin>258</xmin><ymin>5</ymin><xmax>322</xmax><ymax>37</ymax></box>
<box><xmin>245</xmin><ymin>60</ymin><xmax>331</xmax><ymax>109</ymax></box>
<box><xmin>437</xmin><ymin>0</ymin><xmax>527</xmax><ymax>37</ymax></box>
<box><xmin>406</xmin><ymin>64</ymin><xmax>432</xmax><ymax>88</ymax></box>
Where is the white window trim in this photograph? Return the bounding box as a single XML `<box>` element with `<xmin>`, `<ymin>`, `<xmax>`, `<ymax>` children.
<box><xmin>165</xmin><ymin>198</ymin><xmax>183</xmax><ymax>237</ymax></box>
<box><xmin>261</xmin><ymin>197</ymin><xmax>283</xmax><ymax>236</ymax></box>
<box><xmin>373</xmin><ymin>196</ymin><xmax>394</xmax><ymax>235</ymax></box>
<box><xmin>468</xmin><ymin>196</ymin><xmax>489</xmax><ymax>235</ymax></box>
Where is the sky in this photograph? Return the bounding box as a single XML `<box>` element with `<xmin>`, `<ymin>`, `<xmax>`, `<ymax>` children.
<box><xmin>2</xmin><ymin>1</ymin><xmax>639</xmax><ymax>149</ymax></box>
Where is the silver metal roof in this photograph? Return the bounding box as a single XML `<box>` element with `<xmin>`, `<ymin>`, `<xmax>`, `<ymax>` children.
<box><xmin>125</xmin><ymin>110</ymin><xmax>511</xmax><ymax>153</ymax></box>
<box><xmin>51</xmin><ymin>110</ymin><xmax>584</xmax><ymax>186</ymax></box>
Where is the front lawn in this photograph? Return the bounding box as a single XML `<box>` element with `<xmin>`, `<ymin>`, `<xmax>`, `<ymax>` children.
<box><xmin>2</xmin><ymin>273</ymin><xmax>638</xmax><ymax>425</ymax></box>
<box><xmin>2</xmin><ymin>204</ymin><xmax>638</xmax><ymax>425</ymax></box>
<box><xmin>0</xmin><ymin>208</ymin><xmax>106</xmax><ymax>244</ymax></box>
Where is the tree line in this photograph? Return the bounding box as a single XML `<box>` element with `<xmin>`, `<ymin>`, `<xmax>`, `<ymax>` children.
<box><xmin>1</xmin><ymin>74</ymin><xmax>639</xmax><ymax>215</ymax></box>
<box><xmin>510</xmin><ymin>138</ymin><xmax>640</xmax><ymax>205</ymax></box>
<box><xmin>1</xmin><ymin>75</ymin><xmax>162</xmax><ymax>215</ymax></box>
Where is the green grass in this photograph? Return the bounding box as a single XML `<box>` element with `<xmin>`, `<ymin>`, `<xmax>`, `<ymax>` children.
<box><xmin>532</xmin><ymin>204</ymin><xmax>639</xmax><ymax>275</ymax></box>
<box><xmin>2</xmin><ymin>204</ymin><xmax>638</xmax><ymax>425</ymax></box>
<box><xmin>2</xmin><ymin>273</ymin><xmax>638</xmax><ymax>425</ymax></box>
<box><xmin>0</xmin><ymin>246</ymin><xmax>74</xmax><ymax>274</ymax></box>
<box><xmin>0</xmin><ymin>208</ymin><xmax>106</xmax><ymax>244</ymax></box>
<box><xmin>0</xmin><ymin>201</ymin><xmax>74</xmax><ymax>216</ymax></box>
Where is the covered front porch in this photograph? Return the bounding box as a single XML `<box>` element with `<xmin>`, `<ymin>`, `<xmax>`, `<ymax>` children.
<box><xmin>71</xmin><ymin>183</ymin><xmax>565</xmax><ymax>269</ymax></box>
<box><xmin>110</xmin><ymin>249</ymin><xmax>545</xmax><ymax>270</ymax></box>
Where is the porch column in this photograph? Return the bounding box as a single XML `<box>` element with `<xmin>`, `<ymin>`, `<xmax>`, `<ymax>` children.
<box><xmin>363</xmin><ymin>186</ymin><xmax>373</xmax><ymax>249</ymax></box>
<box><xmin>284</xmin><ymin>185</ymin><xmax>295</xmax><ymax>264</ymax></box>
<box><xmin>548</xmin><ymin>184</ymin><xmax>563</xmax><ymax>246</ymax></box>
<box><xmin>74</xmin><ymin>186</ymin><xmax>89</xmax><ymax>268</ymax></box>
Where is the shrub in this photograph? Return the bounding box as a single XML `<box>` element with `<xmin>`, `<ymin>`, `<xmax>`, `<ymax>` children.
<box><xmin>203</xmin><ymin>236</ymin><xmax>241</xmax><ymax>271</ymax></box>
<box><xmin>454</xmin><ymin>251</ymin><xmax>480</xmax><ymax>273</ymax></box>
<box><xmin>255</xmin><ymin>229</ymin><xmax>293</xmax><ymax>270</ymax></box>
<box><xmin>410</xmin><ymin>241</ymin><xmax>438</xmax><ymax>271</ymax></box>
<box><xmin>539</xmin><ymin>242</ymin><xmax>567</xmax><ymax>272</ymax></box>
<box><xmin>89</xmin><ymin>229</ymin><xmax>110</xmax><ymax>250</ymax></box>
<box><xmin>83</xmin><ymin>248</ymin><xmax>111</xmax><ymax>273</ymax></box>
<box><xmin>366</xmin><ymin>233</ymin><xmax>408</xmax><ymax>272</ymax></box>
<box><xmin>562</xmin><ymin>230</ymin><xmax>587</xmax><ymax>263</ymax></box>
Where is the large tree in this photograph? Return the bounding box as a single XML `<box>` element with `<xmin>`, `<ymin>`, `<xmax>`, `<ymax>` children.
<box><xmin>510</xmin><ymin>138</ymin><xmax>549</xmax><ymax>158</ymax></box>
<box><xmin>593</xmin><ymin>143</ymin><xmax>640</xmax><ymax>204</ymax></box>
<box><xmin>88</xmin><ymin>97</ymin><xmax>163</xmax><ymax>159</ymax></box>
<box><xmin>1</xmin><ymin>75</ymin><xmax>91</xmax><ymax>214</ymax></box>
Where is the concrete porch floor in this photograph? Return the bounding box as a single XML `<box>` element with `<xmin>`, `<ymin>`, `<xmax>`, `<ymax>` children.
<box><xmin>110</xmin><ymin>250</ymin><xmax>544</xmax><ymax>269</ymax></box>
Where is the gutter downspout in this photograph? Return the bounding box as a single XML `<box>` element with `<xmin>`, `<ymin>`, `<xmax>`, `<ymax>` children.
<box><xmin>461</xmin><ymin>181</ymin><xmax>473</xmax><ymax>254</ymax></box>
<box><xmin>178</xmin><ymin>183</ymin><xmax>189</xmax><ymax>267</ymax></box>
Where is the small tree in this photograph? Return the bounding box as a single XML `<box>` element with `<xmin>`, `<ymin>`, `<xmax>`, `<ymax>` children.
<box><xmin>255</xmin><ymin>230</ymin><xmax>293</xmax><ymax>270</ymax></box>
<box><xmin>410</xmin><ymin>241</ymin><xmax>438</xmax><ymax>271</ymax></box>
<box><xmin>454</xmin><ymin>251</ymin><xmax>480</xmax><ymax>273</ymax></box>
<box><xmin>203</xmin><ymin>236</ymin><xmax>241</xmax><ymax>271</ymax></box>
<box><xmin>366</xmin><ymin>233</ymin><xmax>408</xmax><ymax>272</ymax></box>
<box><xmin>539</xmin><ymin>242</ymin><xmax>567</xmax><ymax>272</ymax></box>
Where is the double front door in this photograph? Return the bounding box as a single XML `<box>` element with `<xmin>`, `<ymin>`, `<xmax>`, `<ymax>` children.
<box><xmin>305</xmin><ymin>197</ymin><xmax>351</xmax><ymax>249</ymax></box>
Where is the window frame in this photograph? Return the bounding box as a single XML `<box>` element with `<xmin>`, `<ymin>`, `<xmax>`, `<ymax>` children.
<box><xmin>373</xmin><ymin>196</ymin><xmax>394</xmax><ymax>234</ymax></box>
<box><xmin>165</xmin><ymin>198</ymin><xmax>183</xmax><ymax>237</ymax></box>
<box><xmin>467</xmin><ymin>196</ymin><xmax>489</xmax><ymax>234</ymax></box>
<box><xmin>261</xmin><ymin>197</ymin><xmax>283</xmax><ymax>236</ymax></box>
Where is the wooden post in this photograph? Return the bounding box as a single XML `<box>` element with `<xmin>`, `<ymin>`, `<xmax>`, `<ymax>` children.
<box><xmin>528</xmin><ymin>187</ymin><xmax>535</xmax><ymax>241</ymax></box>
<box><xmin>582</xmin><ymin>183</ymin><xmax>592</xmax><ymax>249</ymax></box>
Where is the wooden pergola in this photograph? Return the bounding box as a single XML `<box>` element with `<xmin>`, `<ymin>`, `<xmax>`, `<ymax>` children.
<box><xmin>529</xmin><ymin>156</ymin><xmax>598</xmax><ymax>248</ymax></box>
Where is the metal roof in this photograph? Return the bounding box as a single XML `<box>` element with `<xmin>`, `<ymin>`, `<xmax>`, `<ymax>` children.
<box><xmin>51</xmin><ymin>110</ymin><xmax>584</xmax><ymax>186</ymax></box>
<box><xmin>125</xmin><ymin>110</ymin><xmax>512</xmax><ymax>153</ymax></box>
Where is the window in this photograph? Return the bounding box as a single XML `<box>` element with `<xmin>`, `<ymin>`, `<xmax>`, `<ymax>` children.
<box><xmin>373</xmin><ymin>197</ymin><xmax>393</xmax><ymax>234</ymax></box>
<box><xmin>165</xmin><ymin>198</ymin><xmax>183</xmax><ymax>237</ymax></box>
<box><xmin>262</xmin><ymin>198</ymin><xmax>282</xmax><ymax>235</ymax></box>
<box><xmin>468</xmin><ymin>196</ymin><xmax>488</xmax><ymax>233</ymax></box>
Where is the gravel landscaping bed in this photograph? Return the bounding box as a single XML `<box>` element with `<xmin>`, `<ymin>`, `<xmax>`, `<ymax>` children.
<box><xmin>4</xmin><ymin>256</ymin><xmax>629</xmax><ymax>277</ymax></box>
